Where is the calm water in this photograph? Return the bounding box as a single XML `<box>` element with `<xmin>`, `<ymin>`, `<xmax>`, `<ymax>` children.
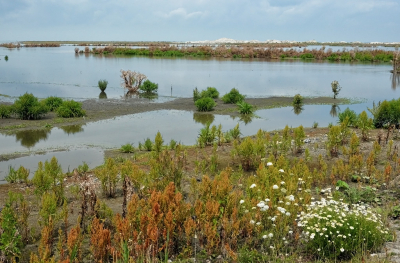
<box><xmin>0</xmin><ymin>46</ymin><xmax>398</xmax><ymax>101</ymax></box>
<box><xmin>0</xmin><ymin>46</ymin><xmax>399</xmax><ymax>181</ymax></box>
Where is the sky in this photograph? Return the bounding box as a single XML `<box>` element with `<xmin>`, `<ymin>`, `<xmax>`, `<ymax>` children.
<box><xmin>0</xmin><ymin>0</ymin><xmax>399</xmax><ymax>43</ymax></box>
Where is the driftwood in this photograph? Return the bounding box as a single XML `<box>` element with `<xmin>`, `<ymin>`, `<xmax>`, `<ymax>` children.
<box><xmin>120</xmin><ymin>70</ymin><xmax>147</xmax><ymax>93</ymax></box>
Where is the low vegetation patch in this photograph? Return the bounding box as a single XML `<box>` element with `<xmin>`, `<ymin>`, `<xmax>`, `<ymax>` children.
<box><xmin>221</xmin><ymin>88</ymin><xmax>245</xmax><ymax>104</ymax></box>
<box><xmin>13</xmin><ymin>93</ymin><xmax>49</xmax><ymax>120</ymax></box>
<box><xmin>195</xmin><ymin>97</ymin><xmax>216</xmax><ymax>111</ymax></box>
<box><xmin>56</xmin><ymin>100</ymin><xmax>86</xmax><ymax>118</ymax></box>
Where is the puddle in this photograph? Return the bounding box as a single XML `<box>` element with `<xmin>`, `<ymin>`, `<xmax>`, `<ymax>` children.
<box><xmin>0</xmin><ymin>148</ymin><xmax>104</xmax><ymax>184</ymax></box>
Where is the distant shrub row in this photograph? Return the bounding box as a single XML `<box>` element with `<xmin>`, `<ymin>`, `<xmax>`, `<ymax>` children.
<box><xmin>85</xmin><ymin>45</ymin><xmax>397</xmax><ymax>62</ymax></box>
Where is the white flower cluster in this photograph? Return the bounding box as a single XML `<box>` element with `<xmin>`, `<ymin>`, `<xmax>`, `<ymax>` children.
<box><xmin>298</xmin><ymin>197</ymin><xmax>388</xmax><ymax>254</ymax></box>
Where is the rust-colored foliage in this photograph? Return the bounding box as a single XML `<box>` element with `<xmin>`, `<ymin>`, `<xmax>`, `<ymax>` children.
<box><xmin>91</xmin><ymin>217</ymin><xmax>111</xmax><ymax>262</ymax></box>
<box><xmin>67</xmin><ymin>225</ymin><xmax>82</xmax><ymax>263</ymax></box>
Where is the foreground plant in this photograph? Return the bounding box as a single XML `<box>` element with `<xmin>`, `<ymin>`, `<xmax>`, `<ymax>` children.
<box><xmin>298</xmin><ymin>197</ymin><xmax>388</xmax><ymax>260</ymax></box>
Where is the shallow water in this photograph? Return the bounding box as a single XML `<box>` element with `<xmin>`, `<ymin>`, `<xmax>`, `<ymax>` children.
<box><xmin>0</xmin><ymin>46</ymin><xmax>398</xmax><ymax>102</ymax></box>
<box><xmin>0</xmin><ymin>148</ymin><xmax>104</xmax><ymax>183</ymax></box>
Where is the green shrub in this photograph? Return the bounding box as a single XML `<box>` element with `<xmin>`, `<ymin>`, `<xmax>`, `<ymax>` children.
<box><xmin>0</xmin><ymin>104</ymin><xmax>12</xmax><ymax>118</ymax></box>
<box><xmin>43</xmin><ymin>96</ymin><xmax>63</xmax><ymax>111</ymax></box>
<box><xmin>338</xmin><ymin>107</ymin><xmax>358</xmax><ymax>127</ymax></box>
<box><xmin>200</xmin><ymin>87</ymin><xmax>219</xmax><ymax>99</ymax></box>
<box><xmin>143</xmin><ymin>138</ymin><xmax>153</xmax><ymax>151</ymax></box>
<box><xmin>169</xmin><ymin>139</ymin><xmax>177</xmax><ymax>150</ymax></box>
<box><xmin>98</xmin><ymin>79</ymin><xmax>108</xmax><ymax>92</ymax></box>
<box><xmin>292</xmin><ymin>94</ymin><xmax>303</xmax><ymax>106</ymax></box>
<box><xmin>299</xmin><ymin>198</ymin><xmax>388</xmax><ymax>260</ymax></box>
<box><xmin>370</xmin><ymin>99</ymin><xmax>400</xmax><ymax>128</ymax></box>
<box><xmin>13</xmin><ymin>93</ymin><xmax>49</xmax><ymax>120</ymax></box>
<box><xmin>300</xmin><ymin>53</ymin><xmax>314</xmax><ymax>59</ymax></box>
<box><xmin>357</xmin><ymin>111</ymin><xmax>373</xmax><ymax>141</ymax></box>
<box><xmin>120</xmin><ymin>143</ymin><xmax>135</xmax><ymax>153</ymax></box>
<box><xmin>237</xmin><ymin>101</ymin><xmax>254</xmax><ymax>114</ymax></box>
<box><xmin>4</xmin><ymin>55</ymin><xmax>8</xmax><ymax>61</ymax></box>
<box><xmin>139</xmin><ymin>80</ymin><xmax>158</xmax><ymax>93</ymax></box>
<box><xmin>195</xmin><ymin>97</ymin><xmax>216</xmax><ymax>112</ymax></box>
<box><xmin>56</xmin><ymin>100</ymin><xmax>86</xmax><ymax>118</ymax></box>
<box><xmin>221</xmin><ymin>88</ymin><xmax>245</xmax><ymax>104</ymax></box>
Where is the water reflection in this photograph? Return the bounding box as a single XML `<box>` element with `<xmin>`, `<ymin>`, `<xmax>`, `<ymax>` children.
<box><xmin>99</xmin><ymin>91</ymin><xmax>107</xmax><ymax>99</ymax></box>
<box><xmin>231</xmin><ymin>114</ymin><xmax>254</xmax><ymax>125</ymax></box>
<box><xmin>391</xmin><ymin>74</ymin><xmax>400</xmax><ymax>90</ymax></box>
<box><xmin>15</xmin><ymin>129</ymin><xmax>51</xmax><ymax>148</ymax></box>
<box><xmin>293</xmin><ymin>105</ymin><xmax>303</xmax><ymax>115</ymax></box>
<box><xmin>193</xmin><ymin>112</ymin><xmax>215</xmax><ymax>125</ymax></box>
<box><xmin>60</xmin><ymin>124</ymin><xmax>85</xmax><ymax>135</ymax></box>
<box><xmin>330</xmin><ymin>104</ymin><xmax>340</xmax><ymax>117</ymax></box>
<box><xmin>139</xmin><ymin>92</ymin><xmax>158</xmax><ymax>100</ymax></box>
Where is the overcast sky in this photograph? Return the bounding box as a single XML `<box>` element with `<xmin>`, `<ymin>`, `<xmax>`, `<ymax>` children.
<box><xmin>1</xmin><ymin>0</ymin><xmax>399</xmax><ymax>43</ymax></box>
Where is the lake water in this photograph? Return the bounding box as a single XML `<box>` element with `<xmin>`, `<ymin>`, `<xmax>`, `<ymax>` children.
<box><xmin>0</xmin><ymin>46</ymin><xmax>399</xmax><ymax>182</ymax></box>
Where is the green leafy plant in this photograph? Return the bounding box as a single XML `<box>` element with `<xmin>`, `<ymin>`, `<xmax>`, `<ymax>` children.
<box><xmin>200</xmin><ymin>87</ymin><xmax>219</xmax><ymax>99</ymax></box>
<box><xmin>4</xmin><ymin>55</ymin><xmax>8</xmax><ymax>61</ymax></box>
<box><xmin>229</xmin><ymin>123</ymin><xmax>241</xmax><ymax>140</ymax></box>
<box><xmin>139</xmin><ymin>79</ymin><xmax>158</xmax><ymax>93</ymax></box>
<box><xmin>312</xmin><ymin>121</ymin><xmax>318</xmax><ymax>128</ymax></box>
<box><xmin>195</xmin><ymin>97</ymin><xmax>216</xmax><ymax>112</ymax></box>
<box><xmin>336</xmin><ymin>180</ymin><xmax>349</xmax><ymax>190</ymax></box>
<box><xmin>293</xmin><ymin>125</ymin><xmax>305</xmax><ymax>153</ymax></box>
<box><xmin>0</xmin><ymin>104</ymin><xmax>12</xmax><ymax>118</ymax></box>
<box><xmin>169</xmin><ymin>139</ymin><xmax>177</xmax><ymax>150</ymax></box>
<box><xmin>98</xmin><ymin>79</ymin><xmax>108</xmax><ymax>92</ymax></box>
<box><xmin>237</xmin><ymin>101</ymin><xmax>254</xmax><ymax>114</ymax></box>
<box><xmin>357</xmin><ymin>110</ymin><xmax>373</xmax><ymax>141</ymax></box>
<box><xmin>120</xmin><ymin>143</ymin><xmax>135</xmax><ymax>153</ymax></box>
<box><xmin>221</xmin><ymin>88</ymin><xmax>245</xmax><ymax>104</ymax></box>
<box><xmin>197</xmin><ymin>122</ymin><xmax>217</xmax><ymax>147</ymax></box>
<box><xmin>369</xmin><ymin>99</ymin><xmax>400</xmax><ymax>128</ymax></box>
<box><xmin>338</xmin><ymin>107</ymin><xmax>358</xmax><ymax>127</ymax></box>
<box><xmin>143</xmin><ymin>138</ymin><xmax>153</xmax><ymax>151</ymax></box>
<box><xmin>56</xmin><ymin>100</ymin><xmax>86</xmax><ymax>118</ymax></box>
<box><xmin>96</xmin><ymin>158</ymin><xmax>119</xmax><ymax>197</ymax></box>
<box><xmin>13</xmin><ymin>93</ymin><xmax>49</xmax><ymax>120</ymax></box>
<box><xmin>43</xmin><ymin>96</ymin><xmax>63</xmax><ymax>111</ymax></box>
<box><xmin>292</xmin><ymin>94</ymin><xmax>303</xmax><ymax>106</ymax></box>
<box><xmin>154</xmin><ymin>131</ymin><xmax>164</xmax><ymax>154</ymax></box>
<box><xmin>331</xmin><ymin>80</ymin><xmax>342</xmax><ymax>99</ymax></box>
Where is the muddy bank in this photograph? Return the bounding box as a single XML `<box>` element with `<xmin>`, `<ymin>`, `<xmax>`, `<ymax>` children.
<box><xmin>0</xmin><ymin>96</ymin><xmax>348</xmax><ymax>133</ymax></box>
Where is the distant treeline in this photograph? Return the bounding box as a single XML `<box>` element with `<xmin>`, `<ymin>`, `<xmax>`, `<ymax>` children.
<box><xmin>79</xmin><ymin>45</ymin><xmax>396</xmax><ymax>62</ymax></box>
<box><xmin>0</xmin><ymin>42</ymin><xmax>60</xmax><ymax>48</ymax></box>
